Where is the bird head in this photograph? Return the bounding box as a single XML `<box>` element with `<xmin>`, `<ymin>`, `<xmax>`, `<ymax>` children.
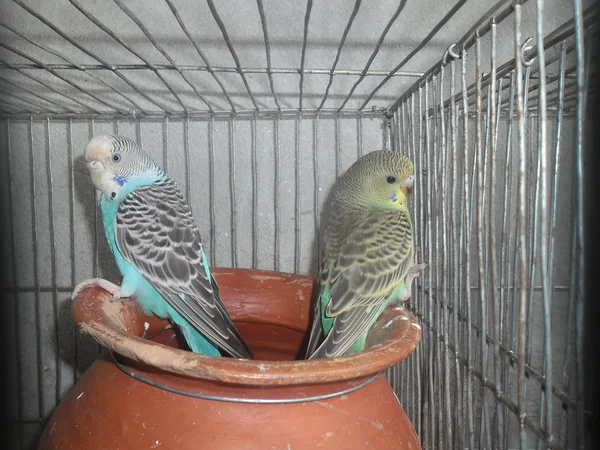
<box><xmin>339</xmin><ymin>150</ymin><xmax>415</xmax><ymax>209</ymax></box>
<box><xmin>84</xmin><ymin>134</ymin><xmax>157</xmax><ymax>201</ymax></box>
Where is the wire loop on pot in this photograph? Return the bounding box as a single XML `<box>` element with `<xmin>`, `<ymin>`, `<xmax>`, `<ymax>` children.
<box><xmin>111</xmin><ymin>352</ymin><xmax>381</xmax><ymax>404</ymax></box>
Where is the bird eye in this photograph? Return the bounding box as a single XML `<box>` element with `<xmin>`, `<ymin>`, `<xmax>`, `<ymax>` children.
<box><xmin>386</xmin><ymin>176</ymin><xmax>396</xmax><ymax>184</ymax></box>
<box><xmin>112</xmin><ymin>153</ymin><xmax>121</xmax><ymax>163</ymax></box>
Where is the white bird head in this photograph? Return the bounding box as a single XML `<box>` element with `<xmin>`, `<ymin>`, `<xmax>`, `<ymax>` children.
<box><xmin>84</xmin><ymin>134</ymin><xmax>159</xmax><ymax>201</ymax></box>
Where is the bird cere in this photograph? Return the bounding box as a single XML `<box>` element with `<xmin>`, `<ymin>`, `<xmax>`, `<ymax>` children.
<box><xmin>72</xmin><ymin>136</ymin><xmax>424</xmax><ymax>361</ymax></box>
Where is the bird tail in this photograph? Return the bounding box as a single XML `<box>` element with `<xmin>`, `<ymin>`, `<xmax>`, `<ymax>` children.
<box><xmin>180</xmin><ymin>325</ymin><xmax>221</xmax><ymax>356</ymax></box>
<box><xmin>303</xmin><ymin>306</ymin><xmax>324</xmax><ymax>359</ymax></box>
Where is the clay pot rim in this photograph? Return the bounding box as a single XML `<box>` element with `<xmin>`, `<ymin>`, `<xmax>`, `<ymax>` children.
<box><xmin>73</xmin><ymin>269</ymin><xmax>422</xmax><ymax>387</ymax></box>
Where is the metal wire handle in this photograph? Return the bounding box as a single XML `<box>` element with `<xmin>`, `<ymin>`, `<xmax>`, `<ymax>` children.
<box><xmin>111</xmin><ymin>352</ymin><xmax>381</xmax><ymax>404</ymax></box>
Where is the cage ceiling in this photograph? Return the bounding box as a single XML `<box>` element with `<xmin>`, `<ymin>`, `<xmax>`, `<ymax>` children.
<box><xmin>0</xmin><ymin>0</ymin><xmax>594</xmax><ymax>119</ymax></box>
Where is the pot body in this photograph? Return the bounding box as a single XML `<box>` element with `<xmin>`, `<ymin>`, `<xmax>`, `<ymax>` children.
<box><xmin>38</xmin><ymin>269</ymin><xmax>422</xmax><ymax>449</ymax></box>
<box><xmin>38</xmin><ymin>356</ymin><xmax>419</xmax><ymax>450</ymax></box>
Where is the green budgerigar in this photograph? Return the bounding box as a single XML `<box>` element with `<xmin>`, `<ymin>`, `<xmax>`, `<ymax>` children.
<box><xmin>305</xmin><ymin>150</ymin><xmax>426</xmax><ymax>360</ymax></box>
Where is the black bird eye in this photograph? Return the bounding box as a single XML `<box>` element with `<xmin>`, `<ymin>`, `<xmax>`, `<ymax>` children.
<box><xmin>386</xmin><ymin>176</ymin><xmax>396</xmax><ymax>184</ymax></box>
<box><xmin>112</xmin><ymin>153</ymin><xmax>121</xmax><ymax>162</ymax></box>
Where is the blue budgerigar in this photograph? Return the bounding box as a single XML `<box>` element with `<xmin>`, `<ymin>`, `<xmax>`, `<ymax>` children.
<box><xmin>72</xmin><ymin>134</ymin><xmax>252</xmax><ymax>359</ymax></box>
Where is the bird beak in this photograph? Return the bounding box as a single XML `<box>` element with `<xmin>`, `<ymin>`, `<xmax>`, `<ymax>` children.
<box><xmin>86</xmin><ymin>160</ymin><xmax>104</xmax><ymax>173</ymax></box>
<box><xmin>400</xmin><ymin>174</ymin><xmax>415</xmax><ymax>195</ymax></box>
<box><xmin>86</xmin><ymin>160</ymin><xmax>108</xmax><ymax>191</ymax></box>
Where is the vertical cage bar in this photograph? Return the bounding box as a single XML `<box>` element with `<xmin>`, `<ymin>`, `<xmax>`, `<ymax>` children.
<box><xmin>44</xmin><ymin>118</ymin><xmax>61</xmax><ymax>408</ymax></box>
<box><xmin>395</xmin><ymin>104</ymin><xmax>402</xmax><ymax>153</ymax></box>
<box><xmin>525</xmin><ymin>111</ymin><xmax>538</xmax><ymax>445</ymax></box>
<box><xmin>337</xmin><ymin>116</ymin><xmax>344</xmax><ymax>183</ymax></box>
<box><xmin>439</xmin><ymin>62</ymin><xmax>453</xmax><ymax>450</ymax></box>
<box><xmin>502</xmin><ymin>70</ymin><xmax>517</xmax><ymax>444</ymax></box>
<box><xmin>404</xmin><ymin>97</ymin><xmax>413</xmax><ymax>426</ymax></box>
<box><xmin>534</xmin><ymin>0</ymin><xmax>554</xmax><ymax>443</ymax></box>
<box><xmin>162</xmin><ymin>118</ymin><xmax>169</xmax><ymax>173</ymax></box>
<box><xmin>5</xmin><ymin>119</ymin><xmax>25</xmax><ymax>448</ymax></box>
<box><xmin>475</xmin><ymin>31</ymin><xmax>491</xmax><ymax>450</ymax></box>
<box><xmin>28</xmin><ymin>118</ymin><xmax>44</xmax><ymax>423</ymax></box>
<box><xmin>89</xmin><ymin>119</ymin><xmax>98</xmax><ymax>278</ymax></box>
<box><xmin>415</xmin><ymin>85</ymin><xmax>424</xmax><ymax>440</ymax></box>
<box><xmin>412</xmin><ymin>90</ymin><xmax>422</xmax><ymax>439</ymax></box>
<box><xmin>229</xmin><ymin>119</ymin><xmax>237</xmax><ymax>267</ymax></box>
<box><xmin>394</xmin><ymin>102</ymin><xmax>400</xmax><ymax>153</ymax></box>
<box><xmin>136</xmin><ymin>119</ymin><xmax>142</xmax><ymax>153</ymax></box>
<box><xmin>431</xmin><ymin>72</ymin><xmax>443</xmax><ymax>450</ymax></box>
<box><xmin>488</xmin><ymin>19</ymin><xmax>504</xmax><ymax>449</ymax></box>
<box><xmin>404</xmin><ymin>97</ymin><xmax>411</xmax><ymax>156</ymax></box>
<box><xmin>66</xmin><ymin>119</ymin><xmax>78</xmax><ymax>381</ymax></box>
<box><xmin>184</xmin><ymin>117</ymin><xmax>191</xmax><ymax>204</ymax></box>
<box><xmin>251</xmin><ymin>115</ymin><xmax>259</xmax><ymax>269</ymax></box>
<box><xmin>274</xmin><ymin>118</ymin><xmax>281</xmax><ymax>271</ymax></box>
<box><xmin>208</xmin><ymin>117</ymin><xmax>216</xmax><ymax>266</ymax></box>
<box><xmin>357</xmin><ymin>115</ymin><xmax>363</xmax><ymax>157</ymax></box>
<box><xmin>572</xmin><ymin>0</ymin><xmax>587</xmax><ymax>446</ymax></box>
<box><xmin>383</xmin><ymin>115</ymin><xmax>391</xmax><ymax>151</ymax></box>
<box><xmin>425</xmin><ymin>78</ymin><xmax>436</xmax><ymax>450</ymax></box>
<box><xmin>461</xmin><ymin>46</ymin><xmax>475</xmax><ymax>450</ymax></box>
<box><xmin>552</xmin><ymin>43</ymin><xmax>571</xmax><ymax>448</ymax></box>
<box><xmin>449</xmin><ymin>57</ymin><xmax>463</xmax><ymax>450</ymax></box>
<box><xmin>514</xmin><ymin>5</ymin><xmax>529</xmax><ymax>449</ymax></box>
<box><xmin>294</xmin><ymin>116</ymin><xmax>301</xmax><ymax>273</ymax></box>
<box><xmin>313</xmin><ymin>115</ymin><xmax>320</xmax><ymax>264</ymax></box>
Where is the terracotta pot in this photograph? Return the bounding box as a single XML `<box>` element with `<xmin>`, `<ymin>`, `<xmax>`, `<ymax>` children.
<box><xmin>38</xmin><ymin>268</ymin><xmax>422</xmax><ymax>450</ymax></box>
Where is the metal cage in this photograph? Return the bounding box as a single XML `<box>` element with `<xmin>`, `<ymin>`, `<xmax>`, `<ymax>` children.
<box><xmin>0</xmin><ymin>0</ymin><xmax>596</xmax><ymax>449</ymax></box>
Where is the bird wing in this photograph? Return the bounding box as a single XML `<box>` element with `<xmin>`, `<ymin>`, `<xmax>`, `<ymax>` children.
<box><xmin>309</xmin><ymin>208</ymin><xmax>413</xmax><ymax>358</ymax></box>
<box><xmin>115</xmin><ymin>177</ymin><xmax>252</xmax><ymax>359</ymax></box>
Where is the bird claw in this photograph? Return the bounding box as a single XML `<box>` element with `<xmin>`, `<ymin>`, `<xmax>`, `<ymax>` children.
<box><xmin>405</xmin><ymin>263</ymin><xmax>428</xmax><ymax>285</ymax></box>
<box><xmin>397</xmin><ymin>263</ymin><xmax>428</xmax><ymax>302</ymax></box>
<box><xmin>71</xmin><ymin>278</ymin><xmax>125</xmax><ymax>302</ymax></box>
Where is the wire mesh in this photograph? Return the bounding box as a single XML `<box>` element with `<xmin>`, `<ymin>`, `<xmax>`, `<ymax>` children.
<box><xmin>391</xmin><ymin>1</ymin><xmax>596</xmax><ymax>448</ymax></box>
<box><xmin>0</xmin><ymin>0</ymin><xmax>596</xmax><ymax>449</ymax></box>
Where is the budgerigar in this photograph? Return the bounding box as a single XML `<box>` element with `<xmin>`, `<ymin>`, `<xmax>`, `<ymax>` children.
<box><xmin>305</xmin><ymin>150</ymin><xmax>426</xmax><ymax>360</ymax></box>
<box><xmin>72</xmin><ymin>135</ymin><xmax>252</xmax><ymax>359</ymax></box>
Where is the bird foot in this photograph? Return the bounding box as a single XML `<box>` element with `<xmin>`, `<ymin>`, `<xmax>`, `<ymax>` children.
<box><xmin>71</xmin><ymin>278</ymin><xmax>125</xmax><ymax>302</ymax></box>
<box><xmin>397</xmin><ymin>263</ymin><xmax>428</xmax><ymax>302</ymax></box>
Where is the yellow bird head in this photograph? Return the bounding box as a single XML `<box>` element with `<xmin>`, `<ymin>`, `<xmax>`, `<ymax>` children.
<box><xmin>339</xmin><ymin>150</ymin><xmax>415</xmax><ymax>209</ymax></box>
